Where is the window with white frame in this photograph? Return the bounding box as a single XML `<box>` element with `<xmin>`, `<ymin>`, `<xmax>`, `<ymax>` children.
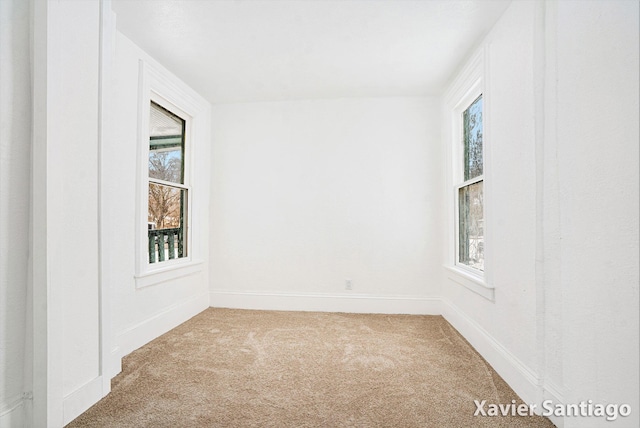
<box><xmin>456</xmin><ymin>94</ymin><xmax>484</xmax><ymax>273</ymax></box>
<box><xmin>135</xmin><ymin>60</ymin><xmax>210</xmax><ymax>288</ymax></box>
<box><xmin>147</xmin><ymin>100</ymin><xmax>189</xmax><ymax>263</ymax></box>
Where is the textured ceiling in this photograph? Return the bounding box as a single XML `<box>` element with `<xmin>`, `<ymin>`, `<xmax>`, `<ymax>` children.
<box><xmin>112</xmin><ymin>0</ymin><xmax>510</xmax><ymax>104</ymax></box>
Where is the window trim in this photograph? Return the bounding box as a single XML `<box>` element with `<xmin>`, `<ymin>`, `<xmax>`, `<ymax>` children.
<box><xmin>134</xmin><ymin>60</ymin><xmax>209</xmax><ymax>288</ymax></box>
<box><xmin>444</xmin><ymin>49</ymin><xmax>494</xmax><ymax>300</ymax></box>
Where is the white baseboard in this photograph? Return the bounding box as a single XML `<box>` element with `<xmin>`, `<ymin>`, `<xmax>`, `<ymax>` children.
<box><xmin>441</xmin><ymin>298</ymin><xmax>556</xmax><ymax>416</ymax></box>
<box><xmin>0</xmin><ymin>397</ymin><xmax>24</xmax><ymax>428</ymax></box>
<box><xmin>115</xmin><ymin>292</ymin><xmax>210</xmax><ymax>361</ymax></box>
<box><xmin>65</xmin><ymin>303</ymin><xmax>204</xmax><ymax>427</ymax></box>
<box><xmin>63</xmin><ymin>376</ymin><xmax>105</xmax><ymax>426</ymax></box>
<box><xmin>209</xmin><ymin>290</ymin><xmax>442</xmax><ymax>315</ymax></box>
<box><xmin>443</xmin><ymin>302</ymin><xmax>565</xmax><ymax>428</ymax></box>
<box><xmin>543</xmin><ymin>380</ymin><xmax>565</xmax><ymax>428</ymax></box>
<box><xmin>110</xmin><ymin>346</ymin><xmax>123</xmax><ymax>379</ymax></box>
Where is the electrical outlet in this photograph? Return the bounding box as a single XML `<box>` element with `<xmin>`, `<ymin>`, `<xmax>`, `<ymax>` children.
<box><xmin>345</xmin><ymin>279</ymin><xmax>352</xmax><ymax>290</ymax></box>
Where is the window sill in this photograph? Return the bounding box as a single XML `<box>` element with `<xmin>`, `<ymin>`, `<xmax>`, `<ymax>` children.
<box><xmin>445</xmin><ymin>265</ymin><xmax>494</xmax><ymax>301</ymax></box>
<box><xmin>135</xmin><ymin>259</ymin><xmax>203</xmax><ymax>289</ymax></box>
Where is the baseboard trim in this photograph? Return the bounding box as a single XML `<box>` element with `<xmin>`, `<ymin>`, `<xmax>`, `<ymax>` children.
<box><xmin>436</xmin><ymin>300</ymin><xmax>565</xmax><ymax>426</ymax></box>
<box><xmin>63</xmin><ymin>376</ymin><xmax>105</xmax><ymax>426</ymax></box>
<box><xmin>116</xmin><ymin>292</ymin><xmax>210</xmax><ymax>362</ymax></box>
<box><xmin>440</xmin><ymin>298</ymin><xmax>543</xmax><ymax>408</ymax></box>
<box><xmin>543</xmin><ymin>380</ymin><xmax>565</xmax><ymax>427</ymax></box>
<box><xmin>110</xmin><ymin>346</ymin><xmax>123</xmax><ymax>379</ymax></box>
<box><xmin>210</xmin><ymin>290</ymin><xmax>442</xmax><ymax>315</ymax></box>
<box><xmin>0</xmin><ymin>397</ymin><xmax>24</xmax><ymax>428</ymax></box>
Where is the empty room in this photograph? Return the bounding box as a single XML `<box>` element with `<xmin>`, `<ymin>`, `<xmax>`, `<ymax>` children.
<box><xmin>0</xmin><ymin>0</ymin><xmax>638</xmax><ymax>427</ymax></box>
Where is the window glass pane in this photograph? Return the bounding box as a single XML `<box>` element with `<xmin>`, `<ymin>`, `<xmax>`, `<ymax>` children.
<box><xmin>463</xmin><ymin>95</ymin><xmax>483</xmax><ymax>181</ymax></box>
<box><xmin>149</xmin><ymin>101</ymin><xmax>185</xmax><ymax>184</ymax></box>
<box><xmin>148</xmin><ymin>183</ymin><xmax>188</xmax><ymax>263</ymax></box>
<box><xmin>458</xmin><ymin>180</ymin><xmax>484</xmax><ymax>271</ymax></box>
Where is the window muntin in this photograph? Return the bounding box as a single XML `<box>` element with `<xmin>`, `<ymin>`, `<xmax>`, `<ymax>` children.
<box><xmin>457</xmin><ymin>95</ymin><xmax>484</xmax><ymax>272</ymax></box>
<box><xmin>147</xmin><ymin>101</ymin><xmax>189</xmax><ymax>263</ymax></box>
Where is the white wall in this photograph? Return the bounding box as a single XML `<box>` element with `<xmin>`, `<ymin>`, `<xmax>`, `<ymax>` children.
<box><xmin>12</xmin><ymin>2</ymin><xmax>211</xmax><ymax>425</ymax></box>
<box><xmin>28</xmin><ymin>0</ymin><xmax>104</xmax><ymax>425</ymax></box>
<box><xmin>210</xmin><ymin>97</ymin><xmax>442</xmax><ymax>313</ymax></box>
<box><xmin>108</xmin><ymin>31</ymin><xmax>211</xmax><ymax>365</ymax></box>
<box><xmin>49</xmin><ymin>0</ymin><xmax>102</xmax><ymax>399</ymax></box>
<box><xmin>441</xmin><ymin>0</ymin><xmax>542</xmax><ymax>405</ymax></box>
<box><xmin>9</xmin><ymin>8</ymin><xmax>212</xmax><ymax>425</ymax></box>
<box><xmin>442</xmin><ymin>1</ymin><xmax>639</xmax><ymax>427</ymax></box>
<box><xmin>0</xmin><ymin>0</ymin><xmax>31</xmax><ymax>425</ymax></box>
<box><xmin>552</xmin><ymin>1</ymin><xmax>639</xmax><ymax>427</ymax></box>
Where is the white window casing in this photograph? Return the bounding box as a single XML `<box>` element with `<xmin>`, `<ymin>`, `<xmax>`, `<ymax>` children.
<box><xmin>444</xmin><ymin>48</ymin><xmax>494</xmax><ymax>301</ymax></box>
<box><xmin>134</xmin><ymin>60</ymin><xmax>209</xmax><ymax>288</ymax></box>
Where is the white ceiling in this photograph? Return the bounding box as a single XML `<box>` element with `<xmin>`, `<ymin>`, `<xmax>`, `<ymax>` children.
<box><xmin>112</xmin><ymin>0</ymin><xmax>510</xmax><ymax>104</ymax></box>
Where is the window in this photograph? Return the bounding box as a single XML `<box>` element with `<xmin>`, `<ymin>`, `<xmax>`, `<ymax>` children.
<box><xmin>444</xmin><ymin>50</ymin><xmax>491</xmax><ymax>299</ymax></box>
<box><xmin>148</xmin><ymin>101</ymin><xmax>189</xmax><ymax>263</ymax></box>
<box><xmin>456</xmin><ymin>95</ymin><xmax>484</xmax><ymax>273</ymax></box>
<box><xmin>135</xmin><ymin>60</ymin><xmax>210</xmax><ymax>288</ymax></box>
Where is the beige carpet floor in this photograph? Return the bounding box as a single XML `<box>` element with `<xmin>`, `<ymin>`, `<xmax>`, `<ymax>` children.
<box><xmin>67</xmin><ymin>308</ymin><xmax>555</xmax><ymax>427</ymax></box>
